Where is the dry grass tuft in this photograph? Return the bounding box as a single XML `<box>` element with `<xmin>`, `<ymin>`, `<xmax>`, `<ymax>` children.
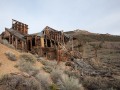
<box><xmin>5</xmin><ymin>51</ymin><xmax>17</xmax><ymax>61</ymax></box>
<box><xmin>19</xmin><ymin>53</ymin><xmax>37</xmax><ymax>63</ymax></box>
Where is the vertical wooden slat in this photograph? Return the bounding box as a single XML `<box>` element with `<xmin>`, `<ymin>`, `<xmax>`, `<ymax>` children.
<box><xmin>9</xmin><ymin>34</ymin><xmax>11</xmax><ymax>44</ymax></box>
<box><xmin>41</xmin><ymin>37</ymin><xmax>44</xmax><ymax>47</ymax></box>
<box><xmin>22</xmin><ymin>41</ymin><xmax>24</xmax><ymax>51</ymax></box>
<box><xmin>15</xmin><ymin>38</ymin><xmax>18</xmax><ymax>49</ymax></box>
<box><xmin>30</xmin><ymin>38</ymin><xmax>32</xmax><ymax>51</ymax></box>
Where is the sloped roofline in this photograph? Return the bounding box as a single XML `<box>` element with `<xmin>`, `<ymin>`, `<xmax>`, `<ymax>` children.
<box><xmin>5</xmin><ymin>28</ymin><xmax>26</xmax><ymax>41</ymax></box>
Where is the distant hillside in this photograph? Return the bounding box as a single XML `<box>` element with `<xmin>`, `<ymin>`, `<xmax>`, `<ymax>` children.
<box><xmin>65</xmin><ymin>30</ymin><xmax>120</xmax><ymax>42</ymax></box>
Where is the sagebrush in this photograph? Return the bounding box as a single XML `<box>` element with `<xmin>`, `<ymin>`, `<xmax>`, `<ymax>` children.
<box><xmin>5</xmin><ymin>51</ymin><xmax>17</xmax><ymax>61</ymax></box>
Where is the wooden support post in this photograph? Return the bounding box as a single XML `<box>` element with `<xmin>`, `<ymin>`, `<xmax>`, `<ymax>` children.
<box><xmin>41</xmin><ymin>37</ymin><xmax>44</xmax><ymax>47</ymax></box>
<box><xmin>30</xmin><ymin>39</ymin><xmax>32</xmax><ymax>51</ymax></box>
<box><xmin>45</xmin><ymin>38</ymin><xmax>47</xmax><ymax>47</ymax></box>
<box><xmin>59</xmin><ymin>34</ymin><xmax>61</xmax><ymax>42</ymax></box>
<box><xmin>55</xmin><ymin>33</ymin><xmax>56</xmax><ymax>41</ymax></box>
<box><xmin>22</xmin><ymin>41</ymin><xmax>24</xmax><ymax>51</ymax></box>
<box><xmin>63</xmin><ymin>34</ymin><xmax>65</xmax><ymax>45</ymax></box>
<box><xmin>15</xmin><ymin>38</ymin><xmax>18</xmax><ymax>49</ymax></box>
<box><xmin>56</xmin><ymin>33</ymin><xmax>57</xmax><ymax>41</ymax></box>
<box><xmin>57</xmin><ymin>33</ymin><xmax>59</xmax><ymax>42</ymax></box>
<box><xmin>57</xmin><ymin>33</ymin><xmax>58</xmax><ymax>41</ymax></box>
<box><xmin>35</xmin><ymin>36</ymin><xmax>37</xmax><ymax>46</ymax></box>
<box><xmin>54</xmin><ymin>41</ymin><xmax>57</xmax><ymax>49</ymax></box>
<box><xmin>23</xmin><ymin>24</ymin><xmax>25</xmax><ymax>34</ymax></box>
<box><xmin>25</xmin><ymin>41</ymin><xmax>27</xmax><ymax>52</ymax></box>
<box><xmin>9</xmin><ymin>34</ymin><xmax>11</xmax><ymax>44</ymax></box>
<box><xmin>12</xmin><ymin>35</ymin><xmax>14</xmax><ymax>45</ymax></box>
<box><xmin>54</xmin><ymin>33</ymin><xmax>55</xmax><ymax>40</ymax></box>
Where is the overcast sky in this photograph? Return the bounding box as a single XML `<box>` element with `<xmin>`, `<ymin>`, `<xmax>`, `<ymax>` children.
<box><xmin>0</xmin><ymin>0</ymin><xmax>120</xmax><ymax>35</ymax></box>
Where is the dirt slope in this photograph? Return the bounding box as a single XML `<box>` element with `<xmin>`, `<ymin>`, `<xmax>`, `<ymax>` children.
<box><xmin>0</xmin><ymin>43</ymin><xmax>20</xmax><ymax>76</ymax></box>
<box><xmin>0</xmin><ymin>43</ymin><xmax>43</xmax><ymax>76</ymax></box>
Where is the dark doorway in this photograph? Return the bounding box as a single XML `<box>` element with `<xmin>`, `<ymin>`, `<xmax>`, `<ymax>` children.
<box><xmin>47</xmin><ymin>39</ymin><xmax>51</xmax><ymax>47</ymax></box>
<box><xmin>32</xmin><ymin>38</ymin><xmax>35</xmax><ymax>46</ymax></box>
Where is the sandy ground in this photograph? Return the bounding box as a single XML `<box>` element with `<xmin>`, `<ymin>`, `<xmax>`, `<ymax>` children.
<box><xmin>0</xmin><ymin>43</ymin><xmax>43</xmax><ymax>77</ymax></box>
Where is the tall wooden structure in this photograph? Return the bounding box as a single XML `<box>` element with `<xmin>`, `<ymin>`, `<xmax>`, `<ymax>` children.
<box><xmin>1</xmin><ymin>19</ymin><xmax>69</xmax><ymax>60</ymax></box>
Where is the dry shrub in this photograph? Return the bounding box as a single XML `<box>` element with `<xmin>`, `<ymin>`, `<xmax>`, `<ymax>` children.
<box><xmin>40</xmin><ymin>59</ymin><xmax>57</xmax><ymax>67</ymax></box>
<box><xmin>43</xmin><ymin>66</ymin><xmax>53</xmax><ymax>73</ymax></box>
<box><xmin>58</xmin><ymin>74</ymin><xmax>84</xmax><ymax>90</ymax></box>
<box><xmin>64</xmin><ymin>70</ymin><xmax>80</xmax><ymax>78</ymax></box>
<box><xmin>89</xmin><ymin>58</ymin><xmax>101</xmax><ymax>69</ymax></box>
<box><xmin>41</xmin><ymin>60</ymin><xmax>66</xmax><ymax>73</ymax></box>
<box><xmin>1</xmin><ymin>39</ymin><xmax>15</xmax><ymax>49</ymax></box>
<box><xmin>19</xmin><ymin>53</ymin><xmax>37</xmax><ymax>63</ymax></box>
<box><xmin>5</xmin><ymin>51</ymin><xmax>17</xmax><ymax>61</ymax></box>
<box><xmin>35</xmin><ymin>73</ymin><xmax>51</xmax><ymax>90</ymax></box>
<box><xmin>82</xmin><ymin>76</ymin><xmax>106</xmax><ymax>90</ymax></box>
<box><xmin>50</xmin><ymin>69</ymin><xmax>84</xmax><ymax>90</ymax></box>
<box><xmin>40</xmin><ymin>59</ymin><xmax>48</xmax><ymax>65</ymax></box>
<box><xmin>18</xmin><ymin>53</ymin><xmax>39</xmax><ymax>76</ymax></box>
<box><xmin>40</xmin><ymin>60</ymin><xmax>57</xmax><ymax>73</ymax></box>
<box><xmin>18</xmin><ymin>60</ymin><xmax>39</xmax><ymax>76</ymax></box>
<box><xmin>1</xmin><ymin>39</ymin><xmax>8</xmax><ymax>45</ymax></box>
<box><xmin>49</xmin><ymin>83</ymin><xmax>59</xmax><ymax>90</ymax></box>
<box><xmin>51</xmin><ymin>69</ymin><xmax>63</xmax><ymax>83</ymax></box>
<box><xmin>82</xmin><ymin>76</ymin><xmax>120</xmax><ymax>90</ymax></box>
<box><xmin>0</xmin><ymin>74</ymin><xmax>41</xmax><ymax>90</ymax></box>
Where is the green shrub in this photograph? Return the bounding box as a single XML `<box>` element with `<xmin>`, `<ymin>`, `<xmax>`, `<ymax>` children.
<box><xmin>5</xmin><ymin>51</ymin><xmax>17</xmax><ymax>61</ymax></box>
<box><xmin>19</xmin><ymin>53</ymin><xmax>37</xmax><ymax>63</ymax></box>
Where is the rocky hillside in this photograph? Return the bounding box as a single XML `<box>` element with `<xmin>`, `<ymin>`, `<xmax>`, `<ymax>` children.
<box><xmin>0</xmin><ymin>30</ymin><xmax>120</xmax><ymax>90</ymax></box>
<box><xmin>65</xmin><ymin>30</ymin><xmax>120</xmax><ymax>42</ymax></box>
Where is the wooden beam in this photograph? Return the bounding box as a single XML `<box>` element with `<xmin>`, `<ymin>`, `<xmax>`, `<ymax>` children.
<box><xmin>25</xmin><ymin>41</ymin><xmax>27</xmax><ymax>52</ymax></box>
<box><xmin>41</xmin><ymin>37</ymin><xmax>44</xmax><ymax>47</ymax></box>
<box><xmin>9</xmin><ymin>34</ymin><xmax>11</xmax><ymax>44</ymax></box>
<box><xmin>11</xmin><ymin>35</ymin><xmax>14</xmax><ymax>45</ymax></box>
<box><xmin>30</xmin><ymin>39</ymin><xmax>32</xmax><ymax>51</ymax></box>
<box><xmin>22</xmin><ymin>41</ymin><xmax>24</xmax><ymax>51</ymax></box>
<box><xmin>15</xmin><ymin>38</ymin><xmax>18</xmax><ymax>49</ymax></box>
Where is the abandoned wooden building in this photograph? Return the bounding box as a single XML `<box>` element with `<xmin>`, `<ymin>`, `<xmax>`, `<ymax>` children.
<box><xmin>1</xmin><ymin>19</ymin><xmax>69</xmax><ymax>60</ymax></box>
